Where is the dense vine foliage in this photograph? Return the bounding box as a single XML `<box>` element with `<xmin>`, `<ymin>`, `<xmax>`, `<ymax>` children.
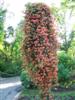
<box><xmin>22</xmin><ymin>3</ymin><xmax>58</xmax><ymax>99</ymax></box>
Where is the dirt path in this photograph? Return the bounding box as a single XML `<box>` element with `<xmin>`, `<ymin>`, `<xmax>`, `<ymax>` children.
<box><xmin>0</xmin><ymin>77</ymin><xmax>22</xmax><ymax>100</ymax></box>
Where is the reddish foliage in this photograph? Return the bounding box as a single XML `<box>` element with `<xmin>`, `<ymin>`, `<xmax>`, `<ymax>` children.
<box><xmin>21</xmin><ymin>3</ymin><xmax>59</xmax><ymax>99</ymax></box>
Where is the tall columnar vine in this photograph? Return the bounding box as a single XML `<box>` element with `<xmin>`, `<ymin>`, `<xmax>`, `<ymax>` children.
<box><xmin>21</xmin><ymin>3</ymin><xmax>58</xmax><ymax>100</ymax></box>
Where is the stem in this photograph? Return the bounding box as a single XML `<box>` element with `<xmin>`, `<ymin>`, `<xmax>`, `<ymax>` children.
<box><xmin>39</xmin><ymin>89</ymin><xmax>54</xmax><ymax>100</ymax></box>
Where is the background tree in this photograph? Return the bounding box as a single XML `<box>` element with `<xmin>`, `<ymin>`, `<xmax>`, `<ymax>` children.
<box><xmin>51</xmin><ymin>0</ymin><xmax>75</xmax><ymax>86</ymax></box>
<box><xmin>0</xmin><ymin>13</ymin><xmax>23</xmax><ymax>76</ymax></box>
<box><xmin>3</xmin><ymin>26</ymin><xmax>15</xmax><ymax>56</ymax></box>
<box><xmin>52</xmin><ymin>0</ymin><xmax>75</xmax><ymax>52</ymax></box>
<box><xmin>0</xmin><ymin>5</ymin><xmax>6</xmax><ymax>49</ymax></box>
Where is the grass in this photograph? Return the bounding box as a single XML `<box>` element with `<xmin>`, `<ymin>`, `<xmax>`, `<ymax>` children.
<box><xmin>21</xmin><ymin>89</ymin><xmax>75</xmax><ymax>97</ymax></box>
<box><xmin>53</xmin><ymin>91</ymin><xmax>75</xmax><ymax>96</ymax></box>
<box><xmin>21</xmin><ymin>89</ymin><xmax>39</xmax><ymax>97</ymax></box>
<box><xmin>20</xmin><ymin>70</ymin><xmax>75</xmax><ymax>99</ymax></box>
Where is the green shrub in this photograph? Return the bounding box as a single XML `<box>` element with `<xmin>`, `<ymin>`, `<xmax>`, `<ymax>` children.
<box><xmin>0</xmin><ymin>61</ymin><xmax>21</xmax><ymax>77</ymax></box>
<box><xmin>58</xmin><ymin>51</ymin><xmax>72</xmax><ymax>69</ymax></box>
<box><xmin>58</xmin><ymin>50</ymin><xmax>75</xmax><ymax>72</ymax></box>
<box><xmin>0</xmin><ymin>57</ymin><xmax>22</xmax><ymax>77</ymax></box>
<box><xmin>57</xmin><ymin>51</ymin><xmax>72</xmax><ymax>85</ymax></box>
<box><xmin>58</xmin><ymin>64</ymin><xmax>70</xmax><ymax>83</ymax></box>
<box><xmin>20</xmin><ymin>70</ymin><xmax>37</xmax><ymax>89</ymax></box>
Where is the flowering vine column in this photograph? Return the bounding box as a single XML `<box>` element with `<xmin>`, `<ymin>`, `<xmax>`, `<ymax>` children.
<box><xmin>21</xmin><ymin>3</ymin><xmax>59</xmax><ymax>100</ymax></box>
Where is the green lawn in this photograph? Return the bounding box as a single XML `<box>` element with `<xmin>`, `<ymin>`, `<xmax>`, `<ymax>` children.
<box><xmin>20</xmin><ymin>89</ymin><xmax>75</xmax><ymax>100</ymax></box>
